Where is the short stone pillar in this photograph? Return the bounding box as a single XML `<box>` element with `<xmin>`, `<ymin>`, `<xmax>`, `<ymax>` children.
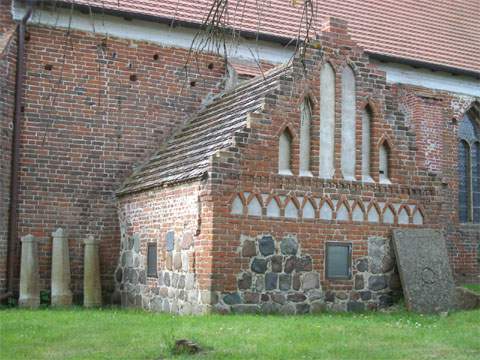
<box><xmin>84</xmin><ymin>235</ymin><xmax>102</xmax><ymax>307</ymax></box>
<box><xmin>51</xmin><ymin>228</ymin><xmax>72</xmax><ymax>306</ymax></box>
<box><xmin>19</xmin><ymin>234</ymin><xmax>40</xmax><ymax>308</ymax></box>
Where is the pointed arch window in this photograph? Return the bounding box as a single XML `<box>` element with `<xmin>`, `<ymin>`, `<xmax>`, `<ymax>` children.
<box><xmin>458</xmin><ymin>113</ymin><xmax>480</xmax><ymax>223</ymax></box>
<box><xmin>341</xmin><ymin>66</ymin><xmax>356</xmax><ymax>180</ymax></box>
<box><xmin>299</xmin><ymin>98</ymin><xmax>312</xmax><ymax>176</ymax></box>
<box><xmin>278</xmin><ymin>128</ymin><xmax>293</xmax><ymax>175</ymax></box>
<box><xmin>361</xmin><ymin>106</ymin><xmax>373</xmax><ymax>182</ymax></box>
<box><xmin>379</xmin><ymin>141</ymin><xmax>391</xmax><ymax>184</ymax></box>
<box><xmin>319</xmin><ymin>63</ymin><xmax>335</xmax><ymax>178</ymax></box>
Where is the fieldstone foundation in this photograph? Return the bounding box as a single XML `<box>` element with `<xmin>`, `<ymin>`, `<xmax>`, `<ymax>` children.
<box><xmin>214</xmin><ymin>235</ymin><xmax>324</xmax><ymax>314</ymax></box>
<box><xmin>338</xmin><ymin>236</ymin><xmax>402</xmax><ymax>312</ymax></box>
<box><xmin>114</xmin><ymin>229</ymin><xmax>210</xmax><ymax>315</ymax></box>
<box><xmin>211</xmin><ymin>234</ymin><xmax>403</xmax><ymax>314</ymax></box>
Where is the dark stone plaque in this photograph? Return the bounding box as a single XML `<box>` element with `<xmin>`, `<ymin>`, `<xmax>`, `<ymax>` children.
<box><xmin>392</xmin><ymin>229</ymin><xmax>456</xmax><ymax>313</ymax></box>
<box><xmin>165</xmin><ymin>231</ymin><xmax>175</xmax><ymax>252</ymax></box>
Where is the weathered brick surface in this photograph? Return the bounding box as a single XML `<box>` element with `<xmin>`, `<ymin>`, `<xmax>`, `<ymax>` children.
<box><xmin>1</xmin><ymin>4</ymin><xmax>477</xmax><ymax>306</ymax></box>
<box><xmin>10</xmin><ymin>21</ymin><xmax>225</xmax><ymax>299</ymax></box>
<box><xmin>0</xmin><ymin>0</ymin><xmax>17</xmax><ymax>293</ymax></box>
<box><xmin>116</xmin><ymin>182</ymin><xmax>214</xmax><ymax>313</ymax></box>
<box><xmin>203</xmin><ymin>21</ymin><xmax>479</xmax><ymax>310</ymax></box>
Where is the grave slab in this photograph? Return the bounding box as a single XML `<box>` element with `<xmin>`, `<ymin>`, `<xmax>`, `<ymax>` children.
<box><xmin>392</xmin><ymin>229</ymin><xmax>456</xmax><ymax>313</ymax></box>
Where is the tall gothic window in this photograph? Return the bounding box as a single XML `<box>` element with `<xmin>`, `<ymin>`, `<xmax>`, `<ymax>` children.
<box><xmin>458</xmin><ymin>113</ymin><xmax>480</xmax><ymax>223</ymax></box>
<box><xmin>379</xmin><ymin>141</ymin><xmax>391</xmax><ymax>183</ymax></box>
<box><xmin>319</xmin><ymin>63</ymin><xmax>335</xmax><ymax>178</ymax></box>
<box><xmin>361</xmin><ymin>106</ymin><xmax>373</xmax><ymax>182</ymax></box>
<box><xmin>278</xmin><ymin>128</ymin><xmax>293</xmax><ymax>175</ymax></box>
<box><xmin>299</xmin><ymin>98</ymin><xmax>312</xmax><ymax>176</ymax></box>
<box><xmin>341</xmin><ymin>66</ymin><xmax>356</xmax><ymax>180</ymax></box>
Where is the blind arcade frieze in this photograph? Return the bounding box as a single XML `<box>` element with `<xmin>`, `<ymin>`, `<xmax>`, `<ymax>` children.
<box><xmin>230</xmin><ymin>192</ymin><xmax>424</xmax><ymax>226</ymax></box>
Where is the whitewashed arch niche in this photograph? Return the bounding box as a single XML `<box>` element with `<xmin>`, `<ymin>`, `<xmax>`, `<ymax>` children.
<box><xmin>382</xmin><ymin>205</ymin><xmax>395</xmax><ymax>224</ymax></box>
<box><xmin>336</xmin><ymin>201</ymin><xmax>350</xmax><ymax>222</ymax></box>
<box><xmin>379</xmin><ymin>139</ymin><xmax>392</xmax><ymax>184</ymax></box>
<box><xmin>319</xmin><ymin>199</ymin><xmax>334</xmax><ymax>220</ymax></box>
<box><xmin>341</xmin><ymin>65</ymin><xmax>356</xmax><ymax>180</ymax></box>
<box><xmin>278</xmin><ymin>127</ymin><xmax>293</xmax><ymax>175</ymax></box>
<box><xmin>284</xmin><ymin>198</ymin><xmax>299</xmax><ymax>219</ymax></box>
<box><xmin>266</xmin><ymin>197</ymin><xmax>281</xmax><ymax>218</ymax></box>
<box><xmin>247</xmin><ymin>195</ymin><xmax>263</xmax><ymax>217</ymax></box>
<box><xmin>412</xmin><ymin>207</ymin><xmax>424</xmax><ymax>225</ymax></box>
<box><xmin>299</xmin><ymin>98</ymin><xmax>313</xmax><ymax>176</ymax></box>
<box><xmin>361</xmin><ymin>105</ymin><xmax>373</xmax><ymax>182</ymax></box>
<box><xmin>319</xmin><ymin>62</ymin><xmax>335</xmax><ymax>179</ymax></box>
<box><xmin>398</xmin><ymin>206</ymin><xmax>410</xmax><ymax>225</ymax></box>
<box><xmin>351</xmin><ymin>201</ymin><xmax>365</xmax><ymax>222</ymax></box>
<box><xmin>230</xmin><ymin>194</ymin><xmax>245</xmax><ymax>215</ymax></box>
<box><xmin>367</xmin><ymin>203</ymin><xmax>381</xmax><ymax>223</ymax></box>
<box><xmin>301</xmin><ymin>198</ymin><xmax>316</xmax><ymax>219</ymax></box>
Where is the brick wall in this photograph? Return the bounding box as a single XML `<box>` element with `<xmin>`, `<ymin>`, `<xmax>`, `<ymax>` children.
<box><xmin>116</xmin><ymin>181</ymin><xmax>215</xmax><ymax>314</ymax></box>
<box><xmin>2</xmin><ymin>3</ymin><xmax>477</xmax><ymax>307</ymax></box>
<box><xmin>202</xmin><ymin>20</ymin><xmax>478</xmax><ymax>312</ymax></box>
<box><xmin>396</xmin><ymin>86</ymin><xmax>479</xmax><ymax>279</ymax></box>
<box><xmin>14</xmin><ymin>23</ymin><xmax>225</xmax><ymax>300</ymax></box>
<box><xmin>0</xmin><ymin>0</ymin><xmax>17</xmax><ymax>293</ymax></box>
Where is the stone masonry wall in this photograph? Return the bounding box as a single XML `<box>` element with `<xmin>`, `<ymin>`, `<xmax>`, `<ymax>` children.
<box><xmin>211</xmin><ymin>233</ymin><xmax>400</xmax><ymax>314</ymax></box>
<box><xmin>12</xmin><ymin>20</ymin><xmax>226</xmax><ymax>300</ymax></box>
<box><xmin>115</xmin><ymin>182</ymin><xmax>214</xmax><ymax>314</ymax></box>
<box><xmin>0</xmin><ymin>0</ymin><xmax>17</xmax><ymax>293</ymax></box>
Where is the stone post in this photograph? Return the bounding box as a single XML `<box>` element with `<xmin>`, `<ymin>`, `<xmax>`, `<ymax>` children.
<box><xmin>51</xmin><ymin>228</ymin><xmax>72</xmax><ymax>306</ymax></box>
<box><xmin>19</xmin><ymin>234</ymin><xmax>40</xmax><ymax>308</ymax></box>
<box><xmin>84</xmin><ymin>235</ymin><xmax>102</xmax><ymax>307</ymax></box>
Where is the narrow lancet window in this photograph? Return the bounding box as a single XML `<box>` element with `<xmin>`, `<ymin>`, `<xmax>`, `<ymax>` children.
<box><xmin>379</xmin><ymin>142</ymin><xmax>391</xmax><ymax>183</ymax></box>
<box><xmin>299</xmin><ymin>99</ymin><xmax>312</xmax><ymax>176</ymax></box>
<box><xmin>320</xmin><ymin>63</ymin><xmax>335</xmax><ymax>178</ymax></box>
<box><xmin>341</xmin><ymin>66</ymin><xmax>356</xmax><ymax>180</ymax></box>
<box><xmin>278</xmin><ymin>128</ymin><xmax>293</xmax><ymax>175</ymax></box>
<box><xmin>459</xmin><ymin>140</ymin><xmax>470</xmax><ymax>222</ymax></box>
<box><xmin>361</xmin><ymin>106</ymin><xmax>373</xmax><ymax>182</ymax></box>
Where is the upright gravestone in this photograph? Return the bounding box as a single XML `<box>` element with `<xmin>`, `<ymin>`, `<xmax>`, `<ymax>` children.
<box><xmin>84</xmin><ymin>235</ymin><xmax>102</xmax><ymax>307</ymax></box>
<box><xmin>51</xmin><ymin>228</ymin><xmax>72</xmax><ymax>306</ymax></box>
<box><xmin>392</xmin><ymin>229</ymin><xmax>456</xmax><ymax>313</ymax></box>
<box><xmin>19</xmin><ymin>234</ymin><xmax>40</xmax><ymax>308</ymax></box>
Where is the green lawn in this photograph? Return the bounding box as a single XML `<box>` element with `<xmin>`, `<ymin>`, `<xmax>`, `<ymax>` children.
<box><xmin>0</xmin><ymin>308</ymin><xmax>479</xmax><ymax>360</ymax></box>
<box><xmin>464</xmin><ymin>284</ymin><xmax>480</xmax><ymax>294</ymax></box>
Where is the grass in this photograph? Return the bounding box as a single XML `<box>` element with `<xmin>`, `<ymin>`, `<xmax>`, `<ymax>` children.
<box><xmin>463</xmin><ymin>284</ymin><xmax>480</xmax><ymax>294</ymax></box>
<box><xmin>1</xmin><ymin>308</ymin><xmax>479</xmax><ymax>360</ymax></box>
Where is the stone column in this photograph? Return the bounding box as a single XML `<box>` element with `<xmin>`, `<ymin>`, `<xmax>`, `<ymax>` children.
<box><xmin>19</xmin><ymin>234</ymin><xmax>40</xmax><ymax>308</ymax></box>
<box><xmin>84</xmin><ymin>235</ymin><xmax>102</xmax><ymax>307</ymax></box>
<box><xmin>51</xmin><ymin>228</ymin><xmax>72</xmax><ymax>306</ymax></box>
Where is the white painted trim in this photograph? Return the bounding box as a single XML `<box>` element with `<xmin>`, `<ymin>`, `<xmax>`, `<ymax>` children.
<box><xmin>12</xmin><ymin>2</ymin><xmax>294</xmax><ymax>65</ymax></box>
<box><xmin>373</xmin><ymin>61</ymin><xmax>480</xmax><ymax>96</ymax></box>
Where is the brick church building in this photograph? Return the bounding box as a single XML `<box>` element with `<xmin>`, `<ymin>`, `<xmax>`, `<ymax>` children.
<box><xmin>1</xmin><ymin>0</ymin><xmax>479</xmax><ymax>313</ymax></box>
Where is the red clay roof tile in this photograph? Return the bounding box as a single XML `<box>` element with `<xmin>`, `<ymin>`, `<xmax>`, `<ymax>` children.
<box><xmin>67</xmin><ymin>0</ymin><xmax>479</xmax><ymax>74</ymax></box>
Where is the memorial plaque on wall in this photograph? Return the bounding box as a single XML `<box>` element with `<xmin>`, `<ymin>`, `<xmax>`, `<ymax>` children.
<box><xmin>392</xmin><ymin>229</ymin><xmax>456</xmax><ymax>313</ymax></box>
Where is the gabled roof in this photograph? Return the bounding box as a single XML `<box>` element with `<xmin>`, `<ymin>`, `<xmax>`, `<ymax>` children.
<box><xmin>59</xmin><ymin>0</ymin><xmax>479</xmax><ymax>75</ymax></box>
<box><xmin>117</xmin><ymin>64</ymin><xmax>288</xmax><ymax>195</ymax></box>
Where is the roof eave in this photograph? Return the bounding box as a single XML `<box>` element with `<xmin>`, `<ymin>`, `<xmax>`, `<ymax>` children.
<box><xmin>116</xmin><ymin>174</ymin><xmax>207</xmax><ymax>198</ymax></box>
<box><xmin>32</xmin><ymin>1</ymin><xmax>480</xmax><ymax>77</ymax></box>
<box><xmin>41</xmin><ymin>0</ymin><xmax>294</xmax><ymax>46</ymax></box>
<box><xmin>368</xmin><ymin>52</ymin><xmax>480</xmax><ymax>80</ymax></box>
